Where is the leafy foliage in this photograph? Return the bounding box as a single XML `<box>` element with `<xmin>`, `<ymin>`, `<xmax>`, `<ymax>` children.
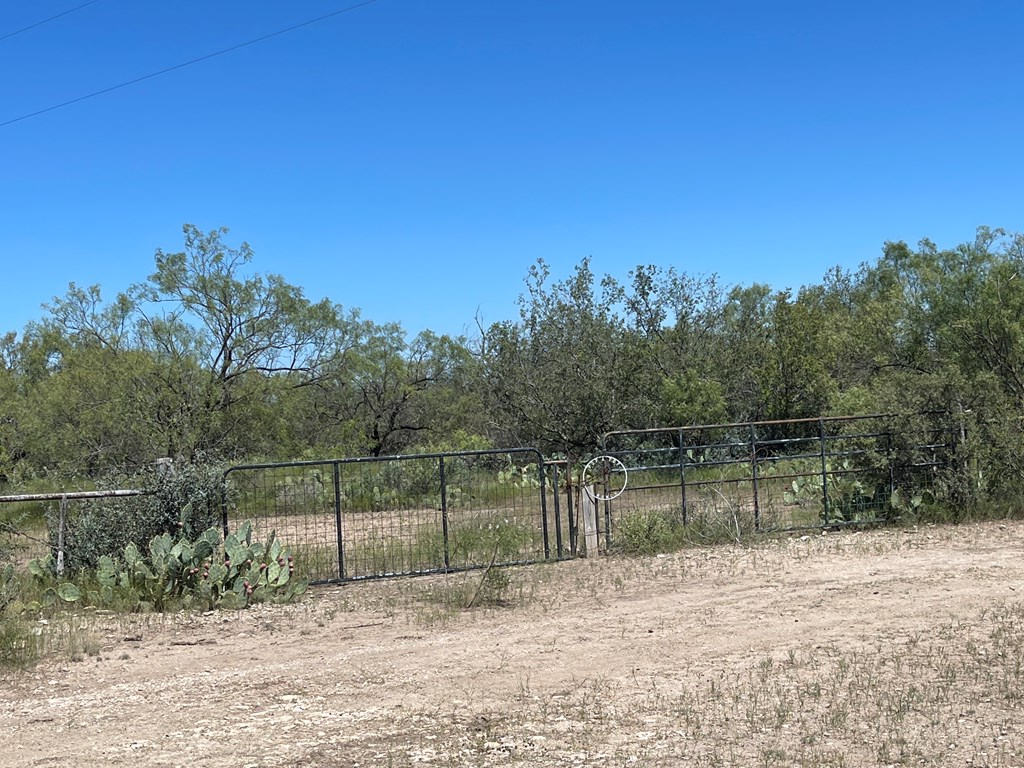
<box><xmin>55</xmin><ymin>460</ymin><xmax>228</xmax><ymax>571</ymax></box>
<box><xmin>2</xmin><ymin>223</ymin><xmax>1024</xmax><ymax>520</ymax></box>
<box><xmin>613</xmin><ymin>509</ymin><xmax>688</xmax><ymax>555</ymax></box>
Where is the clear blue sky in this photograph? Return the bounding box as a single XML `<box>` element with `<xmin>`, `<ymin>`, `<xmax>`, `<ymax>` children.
<box><xmin>2</xmin><ymin>0</ymin><xmax>1022</xmax><ymax>339</ymax></box>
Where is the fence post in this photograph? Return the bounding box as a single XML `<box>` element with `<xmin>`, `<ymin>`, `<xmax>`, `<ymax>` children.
<box><xmin>538</xmin><ymin>457</ymin><xmax>551</xmax><ymax>560</ymax></box>
<box><xmin>549</xmin><ymin>463</ymin><xmax>563</xmax><ymax>558</ymax></box>
<box><xmin>819</xmin><ymin>418</ymin><xmax>831</xmax><ymax>524</ymax></box>
<box><xmin>582</xmin><ymin>487</ymin><xmax>599</xmax><ymax>556</ymax></box>
<box><xmin>333</xmin><ymin>462</ymin><xmax>345</xmax><ymax>580</ymax></box>
<box><xmin>678</xmin><ymin>428</ymin><xmax>688</xmax><ymax>525</ymax></box>
<box><xmin>566</xmin><ymin>471</ymin><xmax>577</xmax><ymax>556</ymax></box>
<box><xmin>55</xmin><ymin>494</ymin><xmax>68</xmax><ymax>576</ymax></box>
<box><xmin>439</xmin><ymin>456</ymin><xmax>451</xmax><ymax>569</ymax></box>
<box><xmin>749</xmin><ymin>425</ymin><xmax>761</xmax><ymax>531</ymax></box>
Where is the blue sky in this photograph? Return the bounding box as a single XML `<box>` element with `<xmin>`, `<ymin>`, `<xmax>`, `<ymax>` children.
<box><xmin>2</xmin><ymin>0</ymin><xmax>1022</xmax><ymax>339</ymax></box>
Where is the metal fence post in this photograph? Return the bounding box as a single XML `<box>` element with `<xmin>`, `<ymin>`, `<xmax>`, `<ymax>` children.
<box><xmin>539</xmin><ymin>460</ymin><xmax>550</xmax><ymax>560</ymax></box>
<box><xmin>56</xmin><ymin>494</ymin><xmax>68</xmax><ymax>576</ymax></box>
<box><xmin>886</xmin><ymin>424</ymin><xmax>896</xmax><ymax>508</ymax></box>
<box><xmin>819</xmin><ymin>418</ymin><xmax>831</xmax><ymax>524</ymax></box>
<box><xmin>333</xmin><ymin>462</ymin><xmax>345</xmax><ymax>580</ymax></box>
<box><xmin>679</xmin><ymin>428</ymin><xmax>688</xmax><ymax>525</ymax></box>
<box><xmin>750</xmin><ymin>424</ymin><xmax>761</xmax><ymax>531</ymax></box>
<box><xmin>566</xmin><ymin>469</ymin><xmax>577</xmax><ymax>556</ymax></box>
<box><xmin>439</xmin><ymin>456</ymin><xmax>451</xmax><ymax>569</ymax></box>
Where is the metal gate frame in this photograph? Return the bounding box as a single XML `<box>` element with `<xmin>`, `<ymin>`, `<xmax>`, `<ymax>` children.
<box><xmin>597</xmin><ymin>412</ymin><xmax>954</xmax><ymax>548</ymax></box>
<box><xmin>223</xmin><ymin>447</ymin><xmax>570</xmax><ymax>583</ymax></box>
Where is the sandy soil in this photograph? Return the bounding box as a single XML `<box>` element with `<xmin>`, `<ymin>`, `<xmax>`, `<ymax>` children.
<box><xmin>3</xmin><ymin>520</ymin><xmax>1024</xmax><ymax>767</ymax></box>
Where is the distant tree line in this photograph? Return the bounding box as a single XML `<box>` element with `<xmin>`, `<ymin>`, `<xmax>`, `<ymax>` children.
<box><xmin>2</xmin><ymin>224</ymin><xmax>1023</xmax><ymax>504</ymax></box>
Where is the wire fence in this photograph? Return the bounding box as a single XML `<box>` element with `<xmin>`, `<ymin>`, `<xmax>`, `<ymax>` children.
<box><xmin>0</xmin><ymin>489</ymin><xmax>151</xmax><ymax>573</ymax></box>
<box><xmin>2</xmin><ymin>414</ymin><xmax>957</xmax><ymax>581</ymax></box>
<box><xmin>223</xmin><ymin>448</ymin><xmax>571</xmax><ymax>583</ymax></box>
<box><xmin>597</xmin><ymin>413</ymin><xmax>955</xmax><ymax>550</ymax></box>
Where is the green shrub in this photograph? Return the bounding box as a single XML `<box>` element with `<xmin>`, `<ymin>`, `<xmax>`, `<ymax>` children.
<box><xmin>54</xmin><ymin>460</ymin><xmax>228</xmax><ymax>571</ymax></box>
<box><xmin>614</xmin><ymin>509</ymin><xmax>688</xmax><ymax>555</ymax></box>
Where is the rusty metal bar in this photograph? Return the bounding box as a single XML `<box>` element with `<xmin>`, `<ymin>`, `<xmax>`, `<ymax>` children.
<box><xmin>0</xmin><ymin>489</ymin><xmax>148</xmax><ymax>503</ymax></box>
<box><xmin>333</xmin><ymin>461</ymin><xmax>345</xmax><ymax>580</ymax></box>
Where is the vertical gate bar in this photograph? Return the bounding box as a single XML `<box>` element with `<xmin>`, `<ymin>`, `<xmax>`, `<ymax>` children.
<box><xmin>221</xmin><ymin>470</ymin><xmax>231</xmax><ymax>539</ymax></box>
<box><xmin>439</xmin><ymin>456</ymin><xmax>450</xmax><ymax>569</ymax></box>
<box><xmin>333</xmin><ymin>462</ymin><xmax>345</xmax><ymax>580</ymax></box>
<box><xmin>567</xmin><ymin>467</ymin><xmax>577</xmax><ymax>556</ymax></box>
<box><xmin>750</xmin><ymin>425</ymin><xmax>761</xmax><ymax>531</ymax></box>
<box><xmin>887</xmin><ymin>425</ymin><xmax>895</xmax><ymax>504</ymax></box>
<box><xmin>819</xmin><ymin>419</ymin><xmax>830</xmax><ymax>525</ymax></box>
<box><xmin>679</xmin><ymin>429</ymin><xmax>687</xmax><ymax>525</ymax></box>
<box><xmin>603</xmin><ymin>458</ymin><xmax>613</xmax><ymax>552</ymax></box>
<box><xmin>539</xmin><ymin>457</ymin><xmax>550</xmax><ymax>559</ymax></box>
<box><xmin>550</xmin><ymin>463</ymin><xmax>563</xmax><ymax>558</ymax></box>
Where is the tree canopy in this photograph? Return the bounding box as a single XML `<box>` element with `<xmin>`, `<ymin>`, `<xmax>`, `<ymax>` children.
<box><xmin>3</xmin><ymin>224</ymin><xmax>1023</xmax><ymax>504</ymax></box>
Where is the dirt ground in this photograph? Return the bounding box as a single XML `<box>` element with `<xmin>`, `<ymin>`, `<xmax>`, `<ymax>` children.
<box><xmin>3</xmin><ymin>520</ymin><xmax>1024</xmax><ymax>767</ymax></box>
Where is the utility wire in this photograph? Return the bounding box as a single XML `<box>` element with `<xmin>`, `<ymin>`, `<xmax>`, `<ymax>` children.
<box><xmin>0</xmin><ymin>0</ymin><xmax>104</xmax><ymax>43</ymax></box>
<box><xmin>0</xmin><ymin>0</ymin><xmax>379</xmax><ymax>129</ymax></box>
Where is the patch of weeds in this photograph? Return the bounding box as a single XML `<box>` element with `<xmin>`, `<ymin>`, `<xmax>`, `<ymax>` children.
<box><xmin>449</xmin><ymin>517</ymin><xmax>536</xmax><ymax>567</ymax></box>
<box><xmin>0</xmin><ymin>614</ymin><xmax>38</xmax><ymax>670</ymax></box>
<box><xmin>613</xmin><ymin>509</ymin><xmax>688</xmax><ymax>555</ymax></box>
<box><xmin>413</xmin><ymin>563</ymin><xmax>525</xmax><ymax>626</ymax></box>
<box><xmin>0</xmin><ymin>561</ymin><xmax>40</xmax><ymax>670</ymax></box>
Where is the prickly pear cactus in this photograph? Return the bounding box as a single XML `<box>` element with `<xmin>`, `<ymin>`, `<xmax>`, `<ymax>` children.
<box><xmin>25</xmin><ymin>523</ymin><xmax>306</xmax><ymax>613</ymax></box>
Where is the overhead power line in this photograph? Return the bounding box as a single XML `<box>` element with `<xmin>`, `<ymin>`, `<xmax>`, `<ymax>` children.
<box><xmin>0</xmin><ymin>0</ymin><xmax>104</xmax><ymax>43</ymax></box>
<box><xmin>0</xmin><ymin>0</ymin><xmax>379</xmax><ymax>129</ymax></box>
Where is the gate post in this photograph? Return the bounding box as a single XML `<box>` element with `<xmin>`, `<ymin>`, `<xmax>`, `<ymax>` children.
<box><xmin>678</xmin><ymin>429</ymin><xmax>688</xmax><ymax>525</ymax></box>
<box><xmin>538</xmin><ymin>456</ymin><xmax>550</xmax><ymax>560</ymax></box>
<box><xmin>333</xmin><ymin>462</ymin><xmax>345</xmax><ymax>580</ymax></box>
<box><xmin>750</xmin><ymin>425</ymin><xmax>761</xmax><ymax>531</ymax></box>
<box><xmin>550</xmin><ymin>463</ymin><xmax>564</xmax><ymax>558</ymax></box>
<box><xmin>818</xmin><ymin>419</ymin><xmax>831</xmax><ymax>525</ymax></box>
<box><xmin>439</xmin><ymin>456</ymin><xmax>451</xmax><ymax>569</ymax></box>
<box><xmin>56</xmin><ymin>494</ymin><xmax>68</xmax><ymax>576</ymax></box>
<box><xmin>582</xmin><ymin>488</ymin><xmax>599</xmax><ymax>556</ymax></box>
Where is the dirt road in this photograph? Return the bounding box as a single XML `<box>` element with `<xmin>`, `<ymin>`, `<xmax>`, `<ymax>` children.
<box><xmin>3</xmin><ymin>521</ymin><xmax>1024</xmax><ymax>767</ymax></box>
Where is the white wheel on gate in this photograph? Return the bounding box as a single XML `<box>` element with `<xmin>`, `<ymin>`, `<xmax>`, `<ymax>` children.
<box><xmin>582</xmin><ymin>455</ymin><xmax>628</xmax><ymax>501</ymax></box>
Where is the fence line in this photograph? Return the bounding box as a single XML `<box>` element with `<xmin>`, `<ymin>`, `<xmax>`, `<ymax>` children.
<box><xmin>598</xmin><ymin>413</ymin><xmax>954</xmax><ymax>549</ymax></box>
<box><xmin>1</xmin><ymin>414</ymin><xmax>958</xmax><ymax>580</ymax></box>
<box><xmin>222</xmin><ymin>447</ymin><xmax>571</xmax><ymax>584</ymax></box>
<box><xmin>0</xmin><ymin>488</ymin><xmax>152</xmax><ymax>573</ymax></box>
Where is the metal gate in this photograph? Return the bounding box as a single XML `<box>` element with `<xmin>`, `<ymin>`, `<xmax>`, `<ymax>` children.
<box><xmin>597</xmin><ymin>413</ymin><xmax>954</xmax><ymax>547</ymax></box>
<box><xmin>223</xmin><ymin>448</ymin><xmax>567</xmax><ymax>583</ymax></box>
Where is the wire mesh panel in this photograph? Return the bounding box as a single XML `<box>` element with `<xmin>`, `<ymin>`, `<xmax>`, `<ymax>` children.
<box><xmin>222</xmin><ymin>462</ymin><xmax>341</xmax><ymax>581</ymax></box>
<box><xmin>223</xmin><ymin>448</ymin><xmax>557</xmax><ymax>583</ymax></box>
<box><xmin>543</xmin><ymin>460</ymin><xmax>574</xmax><ymax>557</ymax></box>
<box><xmin>600</xmin><ymin>414</ymin><xmax>954</xmax><ymax>545</ymax></box>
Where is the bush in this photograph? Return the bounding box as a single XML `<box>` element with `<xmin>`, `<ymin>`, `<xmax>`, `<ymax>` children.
<box><xmin>54</xmin><ymin>460</ymin><xmax>228</xmax><ymax>571</ymax></box>
<box><xmin>613</xmin><ymin>509</ymin><xmax>688</xmax><ymax>555</ymax></box>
